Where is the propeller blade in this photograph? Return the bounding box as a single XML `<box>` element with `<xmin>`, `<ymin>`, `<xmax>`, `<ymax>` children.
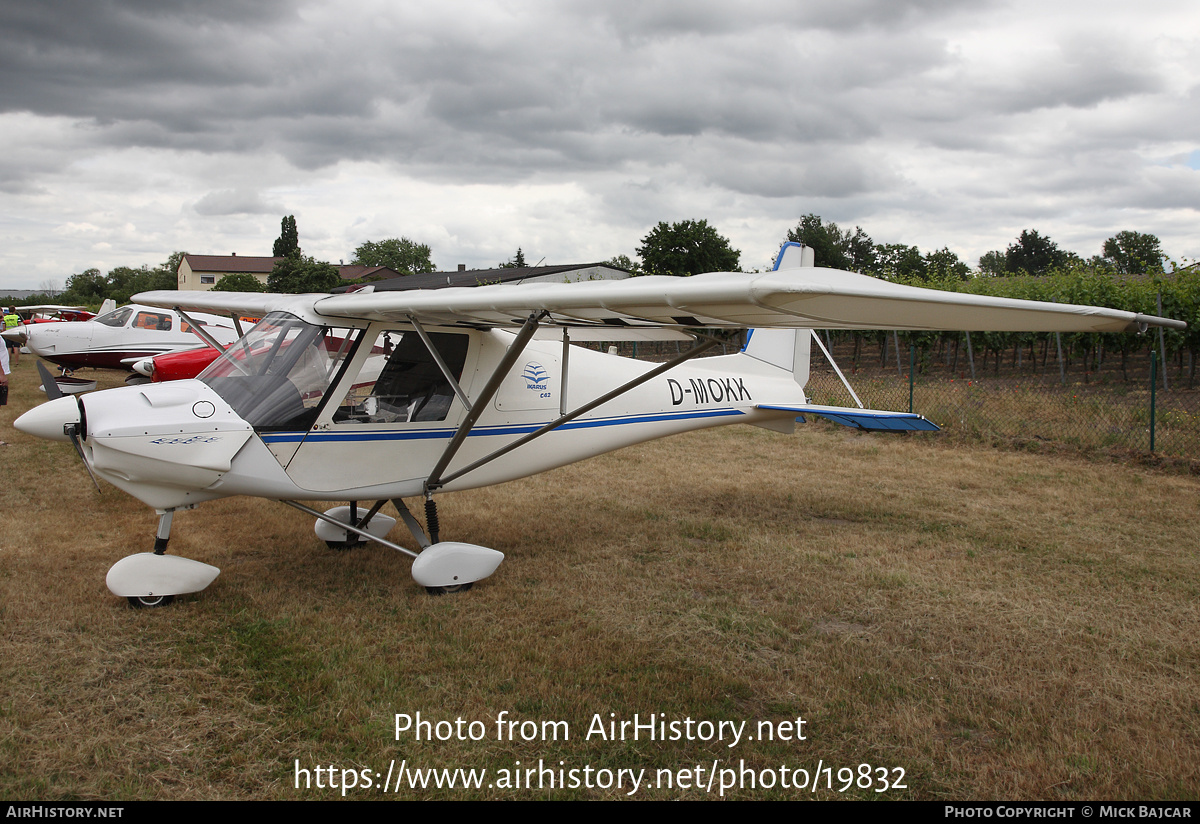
<box><xmin>35</xmin><ymin>360</ymin><xmax>99</xmax><ymax>491</ymax></box>
<box><xmin>36</xmin><ymin>360</ymin><xmax>64</xmax><ymax>401</ymax></box>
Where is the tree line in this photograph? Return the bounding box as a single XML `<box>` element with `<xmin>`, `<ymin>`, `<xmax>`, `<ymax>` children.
<box><xmin>31</xmin><ymin>213</ymin><xmax>1184</xmax><ymax>310</ymax></box>
<box><xmin>618</xmin><ymin>216</ymin><xmax>1170</xmax><ymax>282</ymax></box>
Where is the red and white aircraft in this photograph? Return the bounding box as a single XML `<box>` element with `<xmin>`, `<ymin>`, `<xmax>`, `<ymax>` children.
<box><xmin>3</xmin><ymin>303</ymin><xmax>245</xmax><ymax>373</ymax></box>
<box><xmin>13</xmin><ymin>244</ymin><xmax>1186</xmax><ymax>607</ymax></box>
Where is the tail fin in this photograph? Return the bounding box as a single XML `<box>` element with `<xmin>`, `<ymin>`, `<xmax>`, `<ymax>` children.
<box><xmin>741</xmin><ymin>241</ymin><xmax>817</xmax><ymax>386</ymax></box>
<box><xmin>743</xmin><ymin>328</ymin><xmax>810</xmax><ymax>388</ymax></box>
<box><xmin>774</xmin><ymin>241</ymin><xmax>815</xmax><ymax>270</ymax></box>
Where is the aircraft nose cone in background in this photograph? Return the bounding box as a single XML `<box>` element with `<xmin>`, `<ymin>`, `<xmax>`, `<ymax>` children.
<box><xmin>14</xmin><ymin>395</ymin><xmax>80</xmax><ymax>442</ymax></box>
<box><xmin>130</xmin><ymin>357</ymin><xmax>155</xmax><ymax>377</ymax></box>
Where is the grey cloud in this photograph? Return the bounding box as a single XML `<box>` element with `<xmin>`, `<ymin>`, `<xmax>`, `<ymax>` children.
<box><xmin>591</xmin><ymin>0</ymin><xmax>987</xmax><ymax>42</ymax></box>
<box><xmin>193</xmin><ymin>189</ymin><xmax>282</xmax><ymax>216</ymax></box>
<box><xmin>2</xmin><ymin>0</ymin><xmax>1199</xmax><ymax>288</ymax></box>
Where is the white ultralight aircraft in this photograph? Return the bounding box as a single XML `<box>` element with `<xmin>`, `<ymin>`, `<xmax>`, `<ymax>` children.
<box><xmin>14</xmin><ymin>243</ymin><xmax>1187</xmax><ymax>606</ymax></box>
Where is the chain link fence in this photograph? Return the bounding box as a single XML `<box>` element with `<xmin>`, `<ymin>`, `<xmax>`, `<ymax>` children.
<box><xmin>804</xmin><ymin>331</ymin><xmax>1200</xmax><ymax>458</ymax></box>
<box><xmin>597</xmin><ymin>331</ymin><xmax>1199</xmax><ymax>460</ymax></box>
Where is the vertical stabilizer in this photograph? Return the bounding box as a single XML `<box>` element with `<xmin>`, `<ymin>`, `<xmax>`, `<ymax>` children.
<box><xmin>775</xmin><ymin>241</ymin><xmax>815</xmax><ymax>270</ymax></box>
<box><xmin>743</xmin><ymin>328</ymin><xmax>810</xmax><ymax>389</ymax></box>
<box><xmin>741</xmin><ymin>241</ymin><xmax>816</xmax><ymax>387</ymax></box>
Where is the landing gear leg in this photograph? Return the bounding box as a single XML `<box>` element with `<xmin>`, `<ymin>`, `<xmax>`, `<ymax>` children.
<box><xmin>153</xmin><ymin>509</ymin><xmax>173</xmax><ymax>555</ymax></box>
<box><xmin>424</xmin><ymin>495</ymin><xmax>440</xmax><ymax>545</ymax></box>
<box><xmin>393</xmin><ymin>496</ymin><xmax>501</xmax><ymax>595</ymax></box>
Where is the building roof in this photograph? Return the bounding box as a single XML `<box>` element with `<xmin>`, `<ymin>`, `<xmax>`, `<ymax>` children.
<box><xmin>336</xmin><ymin>264</ymin><xmax>401</xmax><ymax>282</ymax></box>
<box><xmin>334</xmin><ymin>263</ymin><xmax>629</xmax><ymax>293</ymax></box>
<box><xmin>183</xmin><ymin>254</ymin><xmax>282</xmax><ymax>274</ymax></box>
<box><xmin>183</xmin><ymin>255</ymin><xmax>400</xmax><ymax>282</ymax></box>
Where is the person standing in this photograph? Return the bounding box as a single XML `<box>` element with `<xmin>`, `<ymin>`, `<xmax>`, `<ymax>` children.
<box><xmin>0</xmin><ymin>331</ymin><xmax>10</xmax><ymax>443</ymax></box>
<box><xmin>3</xmin><ymin>307</ymin><xmax>19</xmax><ymax>367</ymax></box>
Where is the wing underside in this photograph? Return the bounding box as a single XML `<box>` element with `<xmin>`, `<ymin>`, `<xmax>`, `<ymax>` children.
<box><xmin>136</xmin><ymin>268</ymin><xmax>1185</xmax><ymax>334</ymax></box>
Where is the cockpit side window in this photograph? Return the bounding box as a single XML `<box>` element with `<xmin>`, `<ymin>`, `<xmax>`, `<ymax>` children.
<box><xmin>335</xmin><ymin>331</ymin><xmax>468</xmax><ymax>425</ymax></box>
<box><xmin>134</xmin><ymin>311</ymin><xmax>172</xmax><ymax>331</ymax></box>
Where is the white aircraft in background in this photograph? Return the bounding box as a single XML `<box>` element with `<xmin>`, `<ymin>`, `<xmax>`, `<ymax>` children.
<box><xmin>13</xmin><ymin>243</ymin><xmax>1186</xmax><ymax>607</ymax></box>
<box><xmin>3</xmin><ymin>303</ymin><xmax>245</xmax><ymax>374</ymax></box>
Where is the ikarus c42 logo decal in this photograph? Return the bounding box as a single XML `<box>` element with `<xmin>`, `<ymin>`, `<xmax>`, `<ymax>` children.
<box><xmin>496</xmin><ymin>359</ymin><xmax>558</xmax><ymax>410</ymax></box>
<box><xmin>523</xmin><ymin>362</ymin><xmax>551</xmax><ymax>397</ymax></box>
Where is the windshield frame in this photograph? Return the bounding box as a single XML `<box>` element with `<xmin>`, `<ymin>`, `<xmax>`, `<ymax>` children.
<box><xmin>198</xmin><ymin>311</ymin><xmax>363</xmax><ymax>431</ymax></box>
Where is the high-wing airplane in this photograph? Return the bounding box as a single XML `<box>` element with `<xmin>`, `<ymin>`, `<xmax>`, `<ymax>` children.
<box><xmin>13</xmin><ymin>243</ymin><xmax>1186</xmax><ymax>607</ymax></box>
<box><xmin>2</xmin><ymin>303</ymin><xmax>245</xmax><ymax>373</ymax></box>
<box><xmin>10</xmin><ymin>304</ymin><xmax>96</xmax><ymax>325</ymax></box>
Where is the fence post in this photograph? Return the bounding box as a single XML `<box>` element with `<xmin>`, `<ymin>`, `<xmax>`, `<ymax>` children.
<box><xmin>1157</xmin><ymin>292</ymin><xmax>1169</xmax><ymax>391</ymax></box>
<box><xmin>909</xmin><ymin>344</ymin><xmax>915</xmax><ymax>413</ymax></box>
<box><xmin>1056</xmin><ymin>333</ymin><xmax>1066</xmax><ymax>386</ymax></box>
<box><xmin>1150</xmin><ymin>350</ymin><xmax>1157</xmax><ymax>453</ymax></box>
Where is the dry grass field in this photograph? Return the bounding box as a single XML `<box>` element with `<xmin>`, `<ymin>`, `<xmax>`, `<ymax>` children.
<box><xmin>1</xmin><ymin>362</ymin><xmax>1198</xmax><ymax>800</ymax></box>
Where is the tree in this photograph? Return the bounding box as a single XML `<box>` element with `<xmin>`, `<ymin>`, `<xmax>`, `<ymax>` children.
<box><xmin>163</xmin><ymin>251</ymin><xmax>187</xmax><ymax>277</ymax></box>
<box><xmin>874</xmin><ymin>243</ymin><xmax>926</xmax><ymax>281</ymax></box>
<box><xmin>784</xmin><ymin>214</ymin><xmax>875</xmax><ymax>272</ymax></box>
<box><xmin>214</xmin><ymin>273</ymin><xmax>267</xmax><ymax>292</ymax></box>
<box><xmin>637</xmin><ymin>220</ymin><xmax>740</xmax><ymax>277</ymax></box>
<box><xmin>605</xmin><ymin>254</ymin><xmax>642</xmax><ymax>276</ymax></box>
<box><xmin>267</xmin><ymin>255</ymin><xmax>341</xmax><ymax>293</ymax></box>
<box><xmin>61</xmin><ymin>268</ymin><xmax>108</xmax><ymax>304</ymax></box>
<box><xmin>273</xmin><ymin>215</ymin><xmax>300</xmax><ymax>258</ymax></box>
<box><xmin>498</xmin><ymin>248</ymin><xmax>528</xmax><ymax>269</ymax></box>
<box><xmin>1004</xmin><ymin>229</ymin><xmax>1072</xmax><ymax>276</ymax></box>
<box><xmin>1102</xmin><ymin>231</ymin><xmax>1164</xmax><ymax>274</ymax></box>
<box><xmin>977</xmin><ymin>250</ymin><xmax>1007</xmax><ymax>277</ymax></box>
<box><xmin>923</xmin><ymin>247</ymin><xmax>970</xmax><ymax>281</ymax></box>
<box><xmin>352</xmin><ymin>237</ymin><xmax>435</xmax><ymax>275</ymax></box>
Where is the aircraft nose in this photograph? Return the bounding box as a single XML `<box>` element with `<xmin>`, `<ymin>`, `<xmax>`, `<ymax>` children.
<box><xmin>1</xmin><ymin>326</ymin><xmax>26</xmax><ymax>346</ymax></box>
<box><xmin>14</xmin><ymin>395</ymin><xmax>80</xmax><ymax>442</ymax></box>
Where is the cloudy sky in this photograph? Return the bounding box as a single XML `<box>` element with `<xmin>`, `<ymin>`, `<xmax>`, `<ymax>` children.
<box><xmin>1</xmin><ymin>0</ymin><xmax>1198</xmax><ymax>291</ymax></box>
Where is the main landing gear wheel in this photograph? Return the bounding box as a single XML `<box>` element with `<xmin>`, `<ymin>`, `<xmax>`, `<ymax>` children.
<box><xmin>424</xmin><ymin>582</ymin><xmax>473</xmax><ymax>596</ymax></box>
<box><xmin>325</xmin><ymin>540</ymin><xmax>362</xmax><ymax>552</ymax></box>
<box><xmin>127</xmin><ymin>594</ymin><xmax>175</xmax><ymax>608</ymax></box>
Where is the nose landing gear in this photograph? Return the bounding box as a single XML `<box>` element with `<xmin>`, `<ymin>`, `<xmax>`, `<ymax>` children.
<box><xmin>106</xmin><ymin>510</ymin><xmax>220</xmax><ymax>608</ymax></box>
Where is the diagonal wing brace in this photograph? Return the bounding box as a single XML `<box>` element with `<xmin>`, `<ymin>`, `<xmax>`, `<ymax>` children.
<box><xmin>428</xmin><ymin>331</ymin><xmax>726</xmax><ymax>491</ymax></box>
<box><xmin>424</xmin><ymin>312</ymin><xmax>546</xmax><ymax>492</ymax></box>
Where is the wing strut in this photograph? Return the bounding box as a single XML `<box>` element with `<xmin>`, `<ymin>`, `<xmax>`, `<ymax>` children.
<box><xmin>560</xmin><ymin>328</ymin><xmax>570</xmax><ymax>417</ymax></box>
<box><xmin>810</xmin><ymin>330</ymin><xmax>863</xmax><ymax>409</ymax></box>
<box><xmin>174</xmin><ymin>307</ymin><xmax>226</xmax><ymax>353</ymax></box>
<box><xmin>429</xmin><ymin>332</ymin><xmax>725</xmax><ymax>490</ymax></box>
<box><xmin>425</xmin><ymin>312</ymin><xmax>546</xmax><ymax>493</ymax></box>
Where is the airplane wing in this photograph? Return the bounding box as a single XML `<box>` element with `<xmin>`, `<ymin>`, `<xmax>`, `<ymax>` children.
<box><xmin>136</xmin><ymin>268</ymin><xmax>1186</xmax><ymax>334</ymax></box>
<box><xmin>135</xmin><ymin>291</ymin><xmax>309</xmax><ymax>320</ymax></box>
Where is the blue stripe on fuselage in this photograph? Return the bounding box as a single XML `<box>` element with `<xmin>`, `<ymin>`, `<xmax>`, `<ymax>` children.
<box><xmin>259</xmin><ymin>407</ymin><xmax>745</xmax><ymax>444</ymax></box>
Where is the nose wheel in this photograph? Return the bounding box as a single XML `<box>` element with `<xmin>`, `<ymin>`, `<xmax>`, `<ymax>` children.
<box><xmin>425</xmin><ymin>583</ymin><xmax>474</xmax><ymax>596</ymax></box>
<box><xmin>127</xmin><ymin>594</ymin><xmax>175</xmax><ymax>609</ymax></box>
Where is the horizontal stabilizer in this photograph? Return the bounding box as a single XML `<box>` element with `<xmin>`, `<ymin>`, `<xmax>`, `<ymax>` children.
<box><xmin>758</xmin><ymin>404</ymin><xmax>940</xmax><ymax>432</ymax></box>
